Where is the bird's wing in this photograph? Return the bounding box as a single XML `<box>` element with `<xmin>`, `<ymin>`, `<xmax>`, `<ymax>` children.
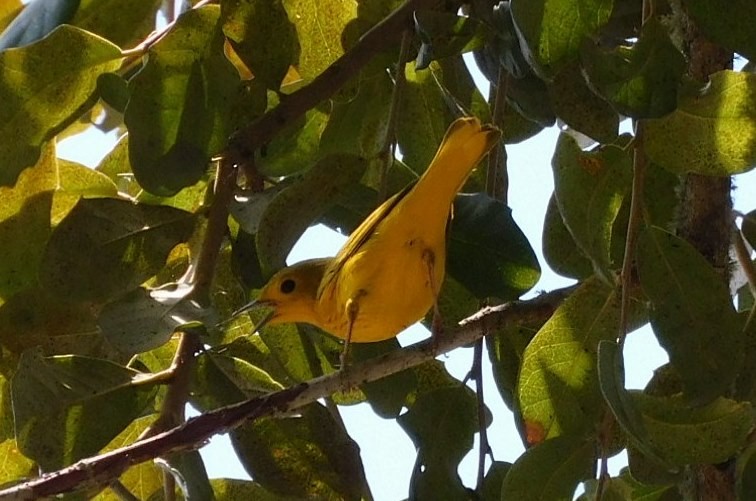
<box><xmin>318</xmin><ymin>183</ymin><xmax>414</xmax><ymax>299</ymax></box>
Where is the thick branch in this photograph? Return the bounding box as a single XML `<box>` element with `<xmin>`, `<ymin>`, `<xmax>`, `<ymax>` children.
<box><xmin>0</xmin><ymin>286</ymin><xmax>574</xmax><ymax>500</ymax></box>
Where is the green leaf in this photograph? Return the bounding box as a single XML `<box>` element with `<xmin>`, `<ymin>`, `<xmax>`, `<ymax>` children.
<box><xmin>41</xmin><ymin>198</ymin><xmax>195</xmax><ymax>302</ymax></box>
<box><xmin>0</xmin><ymin>2</ymin><xmax>23</xmax><ymax>34</ymax></box>
<box><xmin>542</xmin><ymin>193</ymin><xmax>594</xmax><ymax>280</ymax></box>
<box><xmin>282</xmin><ymin>0</ymin><xmax>356</xmax><ymax>80</ymax></box>
<box><xmin>0</xmin><ymin>25</ymin><xmax>122</xmax><ymax>185</ymax></box>
<box><xmin>396</xmin><ymin>61</ymin><xmax>456</xmax><ymax>171</ymax></box>
<box><xmin>737</xmin><ymin>442</ymin><xmax>756</xmax><ymax>500</ymax></box>
<box><xmin>398</xmin><ymin>386</ymin><xmax>480</xmax><ymax>500</ymax></box>
<box><xmin>319</xmin><ymin>72</ymin><xmax>393</xmax><ymax>158</ymax></box>
<box><xmin>684</xmin><ymin>0</ymin><xmax>756</xmax><ymax>59</ymax></box>
<box><xmin>447</xmin><ymin>193</ymin><xmax>540</xmax><ymax>299</ymax></box>
<box><xmin>125</xmin><ymin>6</ymin><xmax>242</xmax><ymax>195</ymax></box>
<box><xmin>351</xmin><ymin>340</ymin><xmax>417</xmax><ymax>418</ymax></box>
<box><xmin>581</xmin><ymin>18</ymin><xmax>686</xmax><ymax>118</ymax></box>
<box><xmin>94</xmin><ymin>415</ymin><xmax>165</xmax><ymax>500</ymax></box>
<box><xmin>98</xmin><ymin>285</ymin><xmax>211</xmax><ymax>354</ymax></box>
<box><xmin>256</xmin><ymin>96</ymin><xmax>328</xmax><ymax>177</ymax></box>
<box><xmin>500</xmin><ymin>435</ymin><xmax>595</xmax><ymax>501</ymax></box>
<box><xmin>637</xmin><ymin>226</ymin><xmax>744</xmax><ymax>403</ymax></box>
<box><xmin>551</xmin><ymin>134</ymin><xmax>632</xmax><ymax>280</ymax></box>
<box><xmin>211</xmin><ymin>478</ymin><xmax>301</xmax><ymax>501</ymax></box>
<box><xmin>413</xmin><ymin>10</ymin><xmax>493</xmax><ymax>69</ymax></box>
<box><xmin>597</xmin><ymin>340</ymin><xmax>671</xmax><ymax>468</ymax></box>
<box><xmin>510</xmin><ymin>0</ymin><xmax>613</xmax><ymax>77</ymax></box>
<box><xmin>480</xmin><ymin>461</ymin><xmax>511</xmax><ymax>501</ymax></box>
<box><xmin>71</xmin><ymin>0</ymin><xmax>163</xmax><ymax>48</ymax></box>
<box><xmin>161</xmin><ymin>450</ymin><xmax>214</xmax><ymax>501</ymax></box>
<box><xmin>0</xmin><ymin>287</ymin><xmax>105</xmax><ymax>357</ymax></box>
<box><xmin>0</xmin><ymin>145</ymin><xmax>116</xmax><ymax>301</ymax></box>
<box><xmin>221</xmin><ymin>0</ymin><xmax>298</xmax><ymax>90</ymax></box>
<box><xmin>548</xmin><ymin>62</ymin><xmax>619</xmax><ymax>142</ymax></box>
<box><xmin>0</xmin><ymin>0</ymin><xmax>79</xmax><ymax>50</ymax></box>
<box><xmin>11</xmin><ymin>349</ymin><xmax>158</xmax><ymax>470</ymax></box>
<box><xmin>644</xmin><ymin>70</ymin><xmax>756</xmax><ymax>176</ymax></box>
<box><xmin>506</xmin><ymin>71</ymin><xmax>556</xmax><ymax>127</ymax></box>
<box><xmin>232</xmin><ymin>402</ymin><xmax>369</xmax><ymax>500</ymax></box>
<box><xmin>255</xmin><ymin>154</ymin><xmax>367</xmax><ymax>275</ymax></box>
<box><xmin>581</xmin><ymin>468</ymin><xmax>681</xmax><ymax>501</ymax></box>
<box><xmin>518</xmin><ymin>278</ymin><xmax>642</xmax><ymax>442</ymax></box>
<box><xmin>487</xmin><ymin>315</ymin><xmax>543</xmax><ymax>411</ymax></box>
<box><xmin>0</xmin><ymin>439</ymin><xmax>35</xmax><ymax>485</ymax></box>
<box><xmin>631</xmin><ymin>392</ymin><xmax>752</xmax><ymax>466</ymax></box>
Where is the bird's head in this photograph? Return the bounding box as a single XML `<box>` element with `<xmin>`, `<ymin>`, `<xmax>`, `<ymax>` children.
<box><xmin>235</xmin><ymin>258</ymin><xmax>329</xmax><ymax>329</ymax></box>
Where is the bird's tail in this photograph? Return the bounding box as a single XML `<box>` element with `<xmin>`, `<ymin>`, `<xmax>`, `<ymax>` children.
<box><xmin>410</xmin><ymin>117</ymin><xmax>501</xmax><ymax>214</ymax></box>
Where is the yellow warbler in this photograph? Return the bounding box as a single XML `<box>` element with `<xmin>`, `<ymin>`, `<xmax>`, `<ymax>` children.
<box><xmin>236</xmin><ymin>117</ymin><xmax>500</xmax><ymax>348</ymax></box>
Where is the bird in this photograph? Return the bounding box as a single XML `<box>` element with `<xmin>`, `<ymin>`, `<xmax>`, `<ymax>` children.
<box><xmin>233</xmin><ymin>117</ymin><xmax>500</xmax><ymax>361</ymax></box>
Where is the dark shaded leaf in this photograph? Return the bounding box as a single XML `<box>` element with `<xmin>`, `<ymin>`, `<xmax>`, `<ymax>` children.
<box><xmin>41</xmin><ymin>198</ymin><xmax>195</xmax><ymax>302</ymax></box>
<box><xmin>11</xmin><ymin>349</ymin><xmax>157</xmax><ymax>470</ymax></box>
<box><xmin>551</xmin><ymin>134</ymin><xmax>632</xmax><ymax>280</ymax></box>
<box><xmin>398</xmin><ymin>386</ymin><xmax>480</xmax><ymax>500</ymax></box>
<box><xmin>631</xmin><ymin>392</ymin><xmax>752</xmax><ymax>466</ymax></box>
<box><xmin>548</xmin><ymin>63</ymin><xmax>619</xmax><ymax>142</ymax></box>
<box><xmin>413</xmin><ymin>10</ymin><xmax>493</xmax><ymax>69</ymax></box>
<box><xmin>500</xmin><ymin>435</ymin><xmax>595</xmax><ymax>500</ymax></box>
<box><xmin>542</xmin><ymin>193</ymin><xmax>593</xmax><ymax>280</ymax></box>
<box><xmin>581</xmin><ymin>19</ymin><xmax>686</xmax><ymax>118</ymax></box>
<box><xmin>684</xmin><ymin>0</ymin><xmax>756</xmax><ymax>59</ymax></box>
<box><xmin>637</xmin><ymin>226</ymin><xmax>744</xmax><ymax>403</ymax></box>
<box><xmin>221</xmin><ymin>0</ymin><xmax>298</xmax><ymax>90</ymax></box>
<box><xmin>71</xmin><ymin>0</ymin><xmax>162</xmax><ymax>48</ymax></box>
<box><xmin>98</xmin><ymin>285</ymin><xmax>211</xmax><ymax>354</ymax></box>
<box><xmin>447</xmin><ymin>193</ymin><xmax>540</xmax><ymax>299</ymax></box>
<box><xmin>0</xmin><ymin>0</ymin><xmax>79</xmax><ymax>50</ymax></box>
<box><xmin>232</xmin><ymin>402</ymin><xmax>369</xmax><ymax>501</ymax></box>
<box><xmin>125</xmin><ymin>6</ymin><xmax>242</xmax><ymax>195</ymax></box>
<box><xmin>255</xmin><ymin>154</ymin><xmax>367</xmax><ymax>275</ymax></box>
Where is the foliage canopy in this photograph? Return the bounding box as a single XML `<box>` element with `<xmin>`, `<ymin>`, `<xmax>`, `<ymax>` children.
<box><xmin>0</xmin><ymin>0</ymin><xmax>755</xmax><ymax>499</ymax></box>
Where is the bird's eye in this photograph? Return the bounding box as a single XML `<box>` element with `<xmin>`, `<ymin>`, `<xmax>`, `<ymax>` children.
<box><xmin>280</xmin><ymin>278</ymin><xmax>296</xmax><ymax>294</ymax></box>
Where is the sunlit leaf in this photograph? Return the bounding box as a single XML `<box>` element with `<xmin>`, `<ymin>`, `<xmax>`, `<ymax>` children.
<box><xmin>282</xmin><ymin>0</ymin><xmax>356</xmax><ymax>80</ymax></box>
<box><xmin>644</xmin><ymin>70</ymin><xmax>756</xmax><ymax>176</ymax></box>
<box><xmin>510</xmin><ymin>0</ymin><xmax>613</xmax><ymax>77</ymax></box>
<box><xmin>0</xmin><ymin>25</ymin><xmax>122</xmax><ymax>185</ymax></box>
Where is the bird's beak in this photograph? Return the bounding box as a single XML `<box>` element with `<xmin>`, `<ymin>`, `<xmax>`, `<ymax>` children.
<box><xmin>220</xmin><ymin>299</ymin><xmax>276</xmax><ymax>333</ymax></box>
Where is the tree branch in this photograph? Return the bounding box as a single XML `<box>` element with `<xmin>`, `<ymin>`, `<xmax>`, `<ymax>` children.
<box><xmin>0</xmin><ymin>286</ymin><xmax>575</xmax><ymax>500</ymax></box>
<box><xmin>224</xmin><ymin>0</ymin><xmax>441</xmax><ymax>166</ymax></box>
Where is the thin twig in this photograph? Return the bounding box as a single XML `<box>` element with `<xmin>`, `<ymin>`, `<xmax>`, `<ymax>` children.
<box><xmin>379</xmin><ymin>29</ymin><xmax>412</xmax><ymax>202</ymax></box>
<box><xmin>0</xmin><ymin>286</ymin><xmax>574</xmax><ymax>501</ymax></box>
<box><xmin>487</xmin><ymin>67</ymin><xmax>509</xmax><ymax>204</ymax></box>
<box><xmin>472</xmin><ymin>340</ymin><xmax>489</xmax><ymax>490</ymax></box>
<box><xmin>618</xmin><ymin>121</ymin><xmax>647</xmax><ymax>347</ymax></box>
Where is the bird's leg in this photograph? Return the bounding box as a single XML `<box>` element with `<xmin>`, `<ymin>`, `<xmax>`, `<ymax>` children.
<box><xmin>341</xmin><ymin>296</ymin><xmax>360</xmax><ymax>368</ymax></box>
<box><xmin>422</xmin><ymin>248</ymin><xmax>443</xmax><ymax>354</ymax></box>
